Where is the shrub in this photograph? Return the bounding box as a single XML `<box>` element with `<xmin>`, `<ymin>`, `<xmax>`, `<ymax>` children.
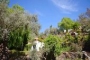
<box><xmin>44</xmin><ymin>35</ymin><xmax>71</xmax><ymax>56</ymax></box>
<box><xmin>24</xmin><ymin>43</ymin><xmax>32</xmax><ymax>51</ymax></box>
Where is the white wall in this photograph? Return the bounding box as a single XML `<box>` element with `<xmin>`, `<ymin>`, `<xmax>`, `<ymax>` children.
<box><xmin>31</xmin><ymin>40</ymin><xmax>44</xmax><ymax>51</ymax></box>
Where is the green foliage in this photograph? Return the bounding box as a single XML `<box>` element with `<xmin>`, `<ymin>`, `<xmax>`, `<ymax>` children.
<box><xmin>7</xmin><ymin>5</ymin><xmax>40</xmax><ymax>37</ymax></box>
<box><xmin>0</xmin><ymin>0</ymin><xmax>9</xmax><ymax>42</ymax></box>
<box><xmin>44</xmin><ymin>35</ymin><xmax>61</xmax><ymax>56</ymax></box>
<box><xmin>6</xmin><ymin>5</ymin><xmax>31</xmax><ymax>50</ymax></box>
<box><xmin>59</xmin><ymin>46</ymin><xmax>71</xmax><ymax>53</ymax></box>
<box><xmin>24</xmin><ymin>43</ymin><xmax>32</xmax><ymax>51</ymax></box>
<box><xmin>44</xmin><ymin>35</ymin><xmax>70</xmax><ymax>56</ymax></box>
<box><xmin>1</xmin><ymin>3</ymin><xmax>40</xmax><ymax>50</ymax></box>
<box><xmin>78</xmin><ymin>9</ymin><xmax>90</xmax><ymax>32</ymax></box>
<box><xmin>12</xmin><ymin>4</ymin><xmax>24</xmax><ymax>11</ymax></box>
<box><xmin>7</xmin><ymin>4</ymin><xmax>24</xmax><ymax>14</ymax></box>
<box><xmin>58</xmin><ymin>17</ymin><xmax>74</xmax><ymax>30</ymax></box>
<box><xmin>64</xmin><ymin>33</ymin><xmax>82</xmax><ymax>51</ymax></box>
<box><xmin>9</xmin><ymin>50</ymin><xmax>28</xmax><ymax>60</ymax></box>
<box><xmin>0</xmin><ymin>1</ymin><xmax>40</xmax><ymax>50</ymax></box>
<box><xmin>30</xmin><ymin>50</ymin><xmax>39</xmax><ymax>60</ymax></box>
<box><xmin>8</xmin><ymin>26</ymin><xmax>30</xmax><ymax>50</ymax></box>
<box><xmin>72</xmin><ymin>22</ymin><xmax>80</xmax><ymax>30</ymax></box>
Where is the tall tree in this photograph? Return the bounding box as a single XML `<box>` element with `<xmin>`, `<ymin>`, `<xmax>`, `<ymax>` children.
<box><xmin>58</xmin><ymin>17</ymin><xmax>74</xmax><ymax>31</ymax></box>
<box><xmin>29</xmin><ymin>15</ymin><xmax>41</xmax><ymax>36</ymax></box>
<box><xmin>0</xmin><ymin>0</ymin><xmax>9</xmax><ymax>60</ymax></box>
<box><xmin>78</xmin><ymin>8</ymin><xmax>90</xmax><ymax>32</ymax></box>
<box><xmin>7</xmin><ymin>5</ymin><xmax>41</xmax><ymax>50</ymax></box>
<box><xmin>0</xmin><ymin>3</ymin><xmax>41</xmax><ymax>50</ymax></box>
<box><xmin>6</xmin><ymin>5</ymin><xmax>30</xmax><ymax>50</ymax></box>
<box><xmin>72</xmin><ymin>22</ymin><xmax>80</xmax><ymax>31</ymax></box>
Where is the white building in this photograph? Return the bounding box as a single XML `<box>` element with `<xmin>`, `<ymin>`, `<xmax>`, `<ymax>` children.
<box><xmin>31</xmin><ymin>38</ymin><xmax>44</xmax><ymax>51</ymax></box>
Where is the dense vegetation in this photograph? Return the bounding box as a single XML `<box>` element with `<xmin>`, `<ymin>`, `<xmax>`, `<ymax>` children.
<box><xmin>0</xmin><ymin>0</ymin><xmax>90</xmax><ymax>60</ymax></box>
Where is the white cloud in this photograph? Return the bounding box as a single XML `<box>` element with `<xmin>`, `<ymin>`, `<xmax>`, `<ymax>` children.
<box><xmin>51</xmin><ymin>0</ymin><xmax>78</xmax><ymax>13</ymax></box>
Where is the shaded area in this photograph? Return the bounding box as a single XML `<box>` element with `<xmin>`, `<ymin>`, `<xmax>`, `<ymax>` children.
<box><xmin>8</xmin><ymin>50</ymin><xmax>30</xmax><ymax>60</ymax></box>
<box><xmin>82</xmin><ymin>32</ymin><xmax>90</xmax><ymax>60</ymax></box>
<box><xmin>41</xmin><ymin>46</ymin><xmax>56</xmax><ymax>60</ymax></box>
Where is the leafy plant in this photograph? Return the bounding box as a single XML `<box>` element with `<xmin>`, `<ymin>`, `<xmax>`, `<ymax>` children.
<box><xmin>44</xmin><ymin>35</ymin><xmax>70</xmax><ymax>56</ymax></box>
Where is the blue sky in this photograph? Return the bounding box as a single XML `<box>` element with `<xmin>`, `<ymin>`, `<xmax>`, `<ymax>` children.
<box><xmin>9</xmin><ymin>0</ymin><xmax>90</xmax><ymax>33</ymax></box>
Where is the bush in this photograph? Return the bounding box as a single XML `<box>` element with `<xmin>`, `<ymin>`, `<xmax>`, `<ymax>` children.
<box><xmin>24</xmin><ymin>43</ymin><xmax>32</xmax><ymax>51</ymax></box>
<box><xmin>44</xmin><ymin>35</ymin><xmax>61</xmax><ymax>56</ymax></box>
<box><xmin>44</xmin><ymin>35</ymin><xmax>71</xmax><ymax>56</ymax></box>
